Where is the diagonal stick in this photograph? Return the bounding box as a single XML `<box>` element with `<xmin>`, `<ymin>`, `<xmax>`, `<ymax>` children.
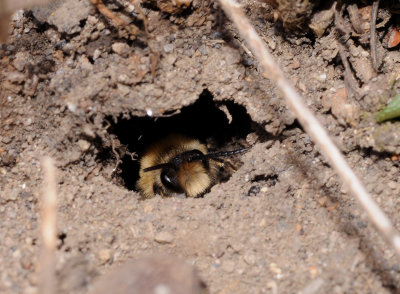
<box><xmin>217</xmin><ymin>0</ymin><xmax>400</xmax><ymax>257</ymax></box>
<box><xmin>39</xmin><ymin>157</ymin><xmax>58</xmax><ymax>294</ymax></box>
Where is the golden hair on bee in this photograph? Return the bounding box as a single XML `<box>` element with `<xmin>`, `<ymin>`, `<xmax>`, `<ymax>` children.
<box><xmin>136</xmin><ymin>134</ymin><xmax>247</xmax><ymax>199</ymax></box>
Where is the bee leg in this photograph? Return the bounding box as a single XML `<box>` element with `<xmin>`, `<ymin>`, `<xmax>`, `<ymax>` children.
<box><xmin>153</xmin><ymin>184</ymin><xmax>163</xmax><ymax>197</ymax></box>
<box><xmin>160</xmin><ymin>191</ymin><xmax>169</xmax><ymax>198</ymax></box>
<box><xmin>213</xmin><ymin>158</ymin><xmax>237</xmax><ymax>172</ymax></box>
<box><xmin>153</xmin><ymin>184</ymin><xmax>171</xmax><ymax>198</ymax></box>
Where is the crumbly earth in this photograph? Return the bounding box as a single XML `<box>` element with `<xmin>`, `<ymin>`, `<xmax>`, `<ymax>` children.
<box><xmin>1</xmin><ymin>0</ymin><xmax>400</xmax><ymax>293</ymax></box>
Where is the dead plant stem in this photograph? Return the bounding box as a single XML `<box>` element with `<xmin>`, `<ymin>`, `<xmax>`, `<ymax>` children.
<box><xmin>39</xmin><ymin>157</ymin><xmax>58</xmax><ymax>294</ymax></box>
<box><xmin>370</xmin><ymin>0</ymin><xmax>380</xmax><ymax>71</ymax></box>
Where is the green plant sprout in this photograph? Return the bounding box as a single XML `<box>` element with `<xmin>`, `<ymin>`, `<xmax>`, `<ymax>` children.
<box><xmin>376</xmin><ymin>93</ymin><xmax>400</xmax><ymax>122</ymax></box>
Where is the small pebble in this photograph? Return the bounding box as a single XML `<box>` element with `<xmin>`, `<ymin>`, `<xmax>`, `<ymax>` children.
<box><xmin>112</xmin><ymin>42</ymin><xmax>130</xmax><ymax>57</ymax></box>
<box><xmin>8</xmin><ymin>209</ymin><xmax>17</xmax><ymax>218</ymax></box>
<box><xmin>99</xmin><ymin>249</ymin><xmax>112</xmax><ymax>264</ymax></box>
<box><xmin>163</xmin><ymin>44</ymin><xmax>174</xmax><ymax>53</ymax></box>
<box><xmin>13</xmin><ymin>52</ymin><xmax>28</xmax><ymax>71</ymax></box>
<box><xmin>89</xmin><ymin>255</ymin><xmax>207</xmax><ymax>294</ymax></box>
<box><xmin>388</xmin><ymin>181</ymin><xmax>397</xmax><ymax>190</ymax></box>
<box><xmin>24</xmin><ymin>286</ymin><xmax>37</xmax><ymax>294</ymax></box>
<box><xmin>90</xmin><ymin>31</ymin><xmax>99</xmax><ymax>41</ymax></box>
<box><xmin>97</xmin><ymin>22</ymin><xmax>105</xmax><ymax>31</ymax></box>
<box><xmin>20</xmin><ymin>256</ymin><xmax>33</xmax><ymax>270</ymax></box>
<box><xmin>222</xmin><ymin>260</ymin><xmax>235</xmax><ymax>273</ymax></box>
<box><xmin>87</xmin><ymin>15</ymin><xmax>98</xmax><ymax>25</ymax></box>
<box><xmin>154</xmin><ymin>231</ymin><xmax>174</xmax><ymax>244</ymax></box>
<box><xmin>77</xmin><ymin>139</ymin><xmax>90</xmax><ymax>152</ymax></box>
<box><xmin>164</xmin><ymin>54</ymin><xmax>177</xmax><ymax>66</ymax></box>
<box><xmin>230</xmin><ymin>242</ymin><xmax>243</xmax><ymax>253</ymax></box>
<box><xmin>198</xmin><ymin>44</ymin><xmax>208</xmax><ymax>55</ymax></box>
<box><xmin>93</xmin><ymin>48</ymin><xmax>102</xmax><ymax>60</ymax></box>
<box><xmin>243</xmin><ymin>253</ymin><xmax>256</xmax><ymax>265</ymax></box>
<box><xmin>25</xmin><ymin>237</ymin><xmax>33</xmax><ymax>245</ymax></box>
<box><xmin>4</xmin><ymin>191</ymin><xmax>18</xmax><ymax>201</ymax></box>
<box><xmin>69</xmin><ymin>150</ymin><xmax>81</xmax><ymax>162</ymax></box>
<box><xmin>7</xmin><ymin>72</ymin><xmax>26</xmax><ymax>84</ymax></box>
<box><xmin>82</xmin><ymin>125</ymin><xmax>96</xmax><ymax>138</ymax></box>
<box><xmin>154</xmin><ymin>284</ymin><xmax>171</xmax><ymax>294</ymax></box>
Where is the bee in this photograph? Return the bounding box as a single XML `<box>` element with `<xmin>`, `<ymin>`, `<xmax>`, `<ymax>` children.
<box><xmin>136</xmin><ymin>134</ymin><xmax>248</xmax><ymax>198</ymax></box>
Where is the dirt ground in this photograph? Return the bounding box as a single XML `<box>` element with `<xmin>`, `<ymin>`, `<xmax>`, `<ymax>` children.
<box><xmin>2</xmin><ymin>0</ymin><xmax>400</xmax><ymax>293</ymax></box>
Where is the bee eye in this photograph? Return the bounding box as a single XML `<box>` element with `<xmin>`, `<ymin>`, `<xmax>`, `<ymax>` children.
<box><xmin>161</xmin><ymin>168</ymin><xmax>183</xmax><ymax>193</ymax></box>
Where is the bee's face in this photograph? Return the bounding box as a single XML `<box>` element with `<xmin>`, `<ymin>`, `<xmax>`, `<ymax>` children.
<box><xmin>137</xmin><ymin>134</ymin><xmax>247</xmax><ymax>199</ymax></box>
<box><xmin>159</xmin><ymin>149</ymin><xmax>207</xmax><ymax>195</ymax></box>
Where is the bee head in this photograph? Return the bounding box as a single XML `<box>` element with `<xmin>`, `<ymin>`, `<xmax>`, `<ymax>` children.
<box><xmin>142</xmin><ymin>147</ymin><xmax>248</xmax><ymax>195</ymax></box>
<box><xmin>143</xmin><ymin>149</ymin><xmax>206</xmax><ymax>194</ymax></box>
<box><xmin>159</xmin><ymin>149</ymin><xmax>208</xmax><ymax>193</ymax></box>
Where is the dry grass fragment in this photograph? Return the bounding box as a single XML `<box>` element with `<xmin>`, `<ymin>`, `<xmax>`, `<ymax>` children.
<box><xmin>90</xmin><ymin>0</ymin><xmax>140</xmax><ymax>36</ymax></box>
<box><xmin>39</xmin><ymin>157</ymin><xmax>58</xmax><ymax>294</ymax></box>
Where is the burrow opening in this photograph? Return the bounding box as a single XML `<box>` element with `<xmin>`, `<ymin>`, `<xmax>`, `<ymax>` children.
<box><xmin>106</xmin><ymin>89</ymin><xmax>264</xmax><ymax>193</ymax></box>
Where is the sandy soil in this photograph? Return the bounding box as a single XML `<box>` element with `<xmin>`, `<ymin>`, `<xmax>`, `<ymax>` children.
<box><xmin>2</xmin><ymin>0</ymin><xmax>400</xmax><ymax>293</ymax></box>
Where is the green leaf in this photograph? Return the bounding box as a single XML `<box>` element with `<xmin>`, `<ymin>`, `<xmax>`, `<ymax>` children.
<box><xmin>376</xmin><ymin>93</ymin><xmax>400</xmax><ymax>122</ymax></box>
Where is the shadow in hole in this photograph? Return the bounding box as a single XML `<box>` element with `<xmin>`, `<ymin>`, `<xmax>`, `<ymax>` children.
<box><xmin>107</xmin><ymin>89</ymin><xmax>257</xmax><ymax>190</ymax></box>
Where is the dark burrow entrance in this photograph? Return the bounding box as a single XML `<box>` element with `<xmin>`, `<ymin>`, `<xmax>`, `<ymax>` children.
<box><xmin>106</xmin><ymin>89</ymin><xmax>262</xmax><ymax>194</ymax></box>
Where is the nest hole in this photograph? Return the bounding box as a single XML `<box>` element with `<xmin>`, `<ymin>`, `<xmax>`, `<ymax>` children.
<box><xmin>107</xmin><ymin>89</ymin><xmax>261</xmax><ymax>192</ymax></box>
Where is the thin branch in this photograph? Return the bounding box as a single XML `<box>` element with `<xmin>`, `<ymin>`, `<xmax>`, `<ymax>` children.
<box><xmin>347</xmin><ymin>4</ymin><xmax>363</xmax><ymax>34</ymax></box>
<box><xmin>337</xmin><ymin>41</ymin><xmax>362</xmax><ymax>99</ymax></box>
<box><xmin>217</xmin><ymin>0</ymin><xmax>400</xmax><ymax>257</ymax></box>
<box><xmin>130</xmin><ymin>0</ymin><xmax>149</xmax><ymax>36</ymax></box>
<box><xmin>39</xmin><ymin>157</ymin><xmax>58</xmax><ymax>294</ymax></box>
<box><xmin>334</xmin><ymin>8</ymin><xmax>363</xmax><ymax>100</ymax></box>
<box><xmin>91</xmin><ymin>0</ymin><xmax>140</xmax><ymax>36</ymax></box>
<box><xmin>370</xmin><ymin>0</ymin><xmax>380</xmax><ymax>72</ymax></box>
<box><xmin>128</xmin><ymin>0</ymin><xmax>159</xmax><ymax>77</ymax></box>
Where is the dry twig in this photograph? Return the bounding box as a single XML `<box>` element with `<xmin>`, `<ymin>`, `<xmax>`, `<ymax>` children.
<box><xmin>336</xmin><ymin>42</ymin><xmax>362</xmax><ymax>99</ymax></box>
<box><xmin>39</xmin><ymin>157</ymin><xmax>58</xmax><ymax>294</ymax></box>
<box><xmin>217</xmin><ymin>0</ymin><xmax>400</xmax><ymax>258</ymax></box>
<box><xmin>347</xmin><ymin>4</ymin><xmax>363</xmax><ymax>34</ymax></box>
<box><xmin>370</xmin><ymin>0</ymin><xmax>380</xmax><ymax>72</ymax></box>
<box><xmin>334</xmin><ymin>6</ymin><xmax>363</xmax><ymax>99</ymax></box>
<box><xmin>128</xmin><ymin>0</ymin><xmax>159</xmax><ymax>77</ymax></box>
<box><xmin>91</xmin><ymin>0</ymin><xmax>140</xmax><ymax>36</ymax></box>
<box><xmin>130</xmin><ymin>0</ymin><xmax>149</xmax><ymax>35</ymax></box>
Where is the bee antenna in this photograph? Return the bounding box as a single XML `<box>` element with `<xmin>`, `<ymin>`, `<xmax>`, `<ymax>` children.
<box><xmin>203</xmin><ymin>147</ymin><xmax>249</xmax><ymax>160</ymax></box>
<box><xmin>142</xmin><ymin>163</ymin><xmax>171</xmax><ymax>172</ymax></box>
<box><xmin>142</xmin><ymin>148</ymin><xmax>249</xmax><ymax>172</ymax></box>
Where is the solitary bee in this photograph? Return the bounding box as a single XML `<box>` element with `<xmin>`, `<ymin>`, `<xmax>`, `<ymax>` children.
<box><xmin>137</xmin><ymin>134</ymin><xmax>247</xmax><ymax>198</ymax></box>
